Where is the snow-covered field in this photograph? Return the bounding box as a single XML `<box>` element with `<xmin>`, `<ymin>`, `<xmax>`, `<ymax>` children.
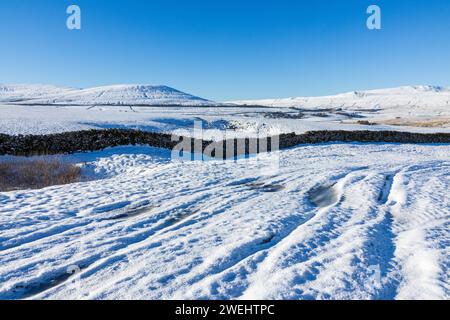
<box><xmin>1</xmin><ymin>85</ymin><xmax>450</xmax><ymax>138</ymax></box>
<box><xmin>0</xmin><ymin>143</ymin><xmax>449</xmax><ymax>300</ymax></box>
<box><xmin>0</xmin><ymin>84</ymin><xmax>449</xmax><ymax>300</ymax></box>
<box><xmin>2</xmin><ymin>103</ymin><xmax>450</xmax><ymax>139</ymax></box>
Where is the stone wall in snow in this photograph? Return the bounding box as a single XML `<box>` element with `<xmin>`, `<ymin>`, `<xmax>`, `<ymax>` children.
<box><xmin>0</xmin><ymin>129</ymin><xmax>449</xmax><ymax>158</ymax></box>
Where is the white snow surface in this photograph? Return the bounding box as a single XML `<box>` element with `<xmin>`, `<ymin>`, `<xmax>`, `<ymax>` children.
<box><xmin>0</xmin><ymin>143</ymin><xmax>448</xmax><ymax>300</ymax></box>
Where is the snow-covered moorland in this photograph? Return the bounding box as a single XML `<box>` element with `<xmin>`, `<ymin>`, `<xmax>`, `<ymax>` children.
<box><xmin>1</xmin><ymin>85</ymin><xmax>450</xmax><ymax>138</ymax></box>
<box><xmin>0</xmin><ymin>84</ymin><xmax>449</xmax><ymax>300</ymax></box>
<box><xmin>0</xmin><ymin>84</ymin><xmax>215</xmax><ymax>106</ymax></box>
<box><xmin>0</xmin><ymin>143</ymin><xmax>448</xmax><ymax>300</ymax></box>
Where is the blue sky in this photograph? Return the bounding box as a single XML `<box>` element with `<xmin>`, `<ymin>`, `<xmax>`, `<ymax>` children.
<box><xmin>0</xmin><ymin>0</ymin><xmax>449</xmax><ymax>100</ymax></box>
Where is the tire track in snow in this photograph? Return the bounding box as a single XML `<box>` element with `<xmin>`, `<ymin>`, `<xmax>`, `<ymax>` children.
<box><xmin>4</xmin><ymin>174</ymin><xmax>281</xmax><ymax>299</ymax></box>
<box><xmin>2</xmin><ymin>145</ymin><xmax>448</xmax><ymax>300</ymax></box>
<box><xmin>387</xmin><ymin>164</ymin><xmax>450</xmax><ymax>299</ymax></box>
<box><xmin>24</xmin><ymin>170</ymin><xmax>298</xmax><ymax>299</ymax></box>
<box><xmin>0</xmin><ymin>190</ymin><xmax>214</xmax><ymax>299</ymax></box>
<box><xmin>1</xmin><ymin>162</ymin><xmax>223</xmax><ymax>296</ymax></box>
<box><xmin>177</xmin><ymin>169</ymin><xmax>367</xmax><ymax>299</ymax></box>
<box><xmin>0</xmin><ymin>161</ymin><xmax>210</xmax><ymax>255</ymax></box>
<box><xmin>236</xmin><ymin>170</ymin><xmax>399</xmax><ymax>299</ymax></box>
<box><xmin>65</xmin><ymin>179</ymin><xmax>295</xmax><ymax>299</ymax></box>
<box><xmin>354</xmin><ymin>171</ymin><xmax>402</xmax><ymax>300</ymax></box>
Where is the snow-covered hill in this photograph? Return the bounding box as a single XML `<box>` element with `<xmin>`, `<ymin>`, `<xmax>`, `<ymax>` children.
<box><xmin>3</xmin><ymin>84</ymin><xmax>450</xmax><ymax>109</ymax></box>
<box><xmin>0</xmin><ymin>84</ymin><xmax>215</xmax><ymax>106</ymax></box>
<box><xmin>230</xmin><ymin>86</ymin><xmax>450</xmax><ymax>131</ymax></box>
<box><xmin>0</xmin><ymin>85</ymin><xmax>75</xmax><ymax>103</ymax></box>
<box><xmin>233</xmin><ymin>86</ymin><xmax>450</xmax><ymax>110</ymax></box>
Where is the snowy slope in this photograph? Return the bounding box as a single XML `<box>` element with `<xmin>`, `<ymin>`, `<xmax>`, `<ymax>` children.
<box><xmin>30</xmin><ymin>85</ymin><xmax>215</xmax><ymax>106</ymax></box>
<box><xmin>230</xmin><ymin>86</ymin><xmax>450</xmax><ymax>132</ymax></box>
<box><xmin>0</xmin><ymin>143</ymin><xmax>448</xmax><ymax>300</ymax></box>
<box><xmin>0</xmin><ymin>84</ymin><xmax>75</xmax><ymax>103</ymax></box>
<box><xmin>1</xmin><ymin>84</ymin><xmax>215</xmax><ymax>106</ymax></box>
<box><xmin>233</xmin><ymin>86</ymin><xmax>450</xmax><ymax>110</ymax></box>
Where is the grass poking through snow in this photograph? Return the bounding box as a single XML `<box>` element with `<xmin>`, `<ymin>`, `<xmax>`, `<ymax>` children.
<box><xmin>0</xmin><ymin>158</ymin><xmax>81</xmax><ymax>192</ymax></box>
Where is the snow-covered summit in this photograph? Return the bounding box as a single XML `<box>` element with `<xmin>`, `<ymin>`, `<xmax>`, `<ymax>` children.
<box><xmin>0</xmin><ymin>84</ymin><xmax>216</xmax><ymax>106</ymax></box>
<box><xmin>349</xmin><ymin>85</ymin><xmax>450</xmax><ymax>96</ymax></box>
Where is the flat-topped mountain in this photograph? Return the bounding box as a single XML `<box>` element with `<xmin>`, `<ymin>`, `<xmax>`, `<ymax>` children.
<box><xmin>233</xmin><ymin>85</ymin><xmax>450</xmax><ymax>110</ymax></box>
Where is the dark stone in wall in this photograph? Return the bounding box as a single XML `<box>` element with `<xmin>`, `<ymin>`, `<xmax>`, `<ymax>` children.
<box><xmin>0</xmin><ymin>129</ymin><xmax>449</xmax><ymax>158</ymax></box>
